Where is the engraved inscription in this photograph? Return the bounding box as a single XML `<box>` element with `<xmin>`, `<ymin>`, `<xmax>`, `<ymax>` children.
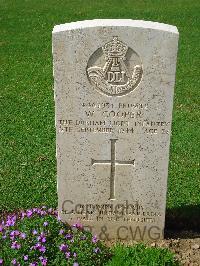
<box><xmin>58</xmin><ymin>101</ymin><xmax>171</xmax><ymax>135</ymax></box>
<box><xmin>87</xmin><ymin>37</ymin><xmax>143</xmax><ymax>96</ymax></box>
<box><xmin>61</xmin><ymin>199</ymin><xmax>162</xmax><ymax>224</ymax></box>
<box><xmin>92</xmin><ymin>139</ymin><xmax>135</xmax><ymax>200</ymax></box>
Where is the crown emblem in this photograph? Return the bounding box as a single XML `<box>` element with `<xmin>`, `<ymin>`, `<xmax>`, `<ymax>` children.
<box><xmin>87</xmin><ymin>36</ymin><xmax>143</xmax><ymax>96</ymax></box>
<box><xmin>102</xmin><ymin>36</ymin><xmax>128</xmax><ymax>60</ymax></box>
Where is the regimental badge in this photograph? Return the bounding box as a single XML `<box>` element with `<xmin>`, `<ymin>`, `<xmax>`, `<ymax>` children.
<box><xmin>87</xmin><ymin>36</ymin><xmax>143</xmax><ymax>96</ymax></box>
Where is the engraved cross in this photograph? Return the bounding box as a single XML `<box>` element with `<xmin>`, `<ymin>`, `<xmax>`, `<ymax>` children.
<box><xmin>91</xmin><ymin>139</ymin><xmax>135</xmax><ymax>200</ymax></box>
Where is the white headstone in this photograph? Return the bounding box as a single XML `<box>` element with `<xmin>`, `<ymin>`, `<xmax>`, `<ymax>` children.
<box><xmin>52</xmin><ymin>19</ymin><xmax>179</xmax><ymax>240</ymax></box>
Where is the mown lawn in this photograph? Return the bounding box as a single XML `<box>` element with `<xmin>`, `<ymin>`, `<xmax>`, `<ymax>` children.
<box><xmin>0</xmin><ymin>0</ymin><xmax>199</xmax><ymax>227</ymax></box>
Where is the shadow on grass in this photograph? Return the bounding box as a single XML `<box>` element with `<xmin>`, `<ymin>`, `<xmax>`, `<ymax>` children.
<box><xmin>165</xmin><ymin>205</ymin><xmax>200</xmax><ymax>239</ymax></box>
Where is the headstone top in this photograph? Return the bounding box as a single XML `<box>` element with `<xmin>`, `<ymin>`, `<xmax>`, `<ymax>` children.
<box><xmin>53</xmin><ymin>19</ymin><xmax>179</xmax><ymax>34</ymax></box>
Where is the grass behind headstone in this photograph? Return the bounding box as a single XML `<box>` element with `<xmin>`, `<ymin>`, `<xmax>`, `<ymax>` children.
<box><xmin>0</xmin><ymin>0</ymin><xmax>199</xmax><ymax>230</ymax></box>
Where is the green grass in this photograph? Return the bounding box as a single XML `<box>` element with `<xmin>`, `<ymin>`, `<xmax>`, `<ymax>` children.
<box><xmin>105</xmin><ymin>244</ymin><xmax>178</xmax><ymax>266</ymax></box>
<box><xmin>0</xmin><ymin>0</ymin><xmax>200</xmax><ymax>224</ymax></box>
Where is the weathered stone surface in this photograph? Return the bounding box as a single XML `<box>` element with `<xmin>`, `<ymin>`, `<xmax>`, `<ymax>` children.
<box><xmin>52</xmin><ymin>19</ymin><xmax>179</xmax><ymax>240</ymax></box>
